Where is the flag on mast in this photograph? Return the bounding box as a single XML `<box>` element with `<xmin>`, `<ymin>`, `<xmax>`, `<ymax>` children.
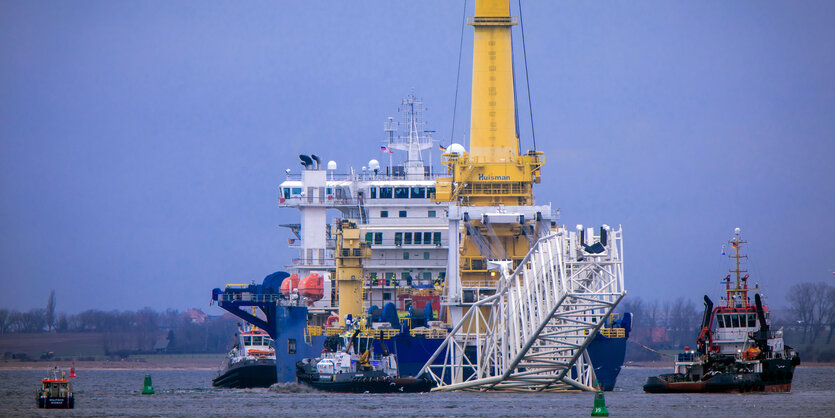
<box><xmin>381</xmin><ymin>145</ymin><xmax>392</xmax><ymax>154</ymax></box>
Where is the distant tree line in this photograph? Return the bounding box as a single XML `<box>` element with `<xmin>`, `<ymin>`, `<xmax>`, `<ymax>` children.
<box><xmin>786</xmin><ymin>282</ymin><xmax>835</xmax><ymax>344</ymax></box>
<box><xmin>0</xmin><ymin>291</ymin><xmax>238</xmax><ymax>355</ymax></box>
<box><xmin>618</xmin><ymin>281</ymin><xmax>835</xmax><ymax>362</ymax></box>
<box><xmin>617</xmin><ymin>297</ymin><xmax>701</xmax><ymax>353</ymax></box>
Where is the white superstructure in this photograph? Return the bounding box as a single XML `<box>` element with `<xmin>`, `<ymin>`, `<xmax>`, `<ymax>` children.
<box><xmin>279</xmin><ymin>94</ymin><xmax>449</xmax><ymax>314</ymax></box>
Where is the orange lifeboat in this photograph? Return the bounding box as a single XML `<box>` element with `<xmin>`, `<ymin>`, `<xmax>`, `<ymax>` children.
<box><xmin>280</xmin><ymin>274</ymin><xmax>299</xmax><ymax>297</ymax></box>
<box><xmin>299</xmin><ymin>273</ymin><xmax>324</xmax><ymax>301</ymax></box>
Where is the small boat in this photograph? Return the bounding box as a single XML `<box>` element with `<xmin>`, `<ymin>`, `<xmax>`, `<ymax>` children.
<box><xmin>212</xmin><ymin>325</ymin><xmax>278</xmax><ymax>388</ymax></box>
<box><xmin>643</xmin><ymin>228</ymin><xmax>800</xmax><ymax>394</ymax></box>
<box><xmin>36</xmin><ymin>367</ymin><xmax>74</xmax><ymax>409</ymax></box>
<box><xmin>296</xmin><ymin>329</ymin><xmax>435</xmax><ymax>393</ymax></box>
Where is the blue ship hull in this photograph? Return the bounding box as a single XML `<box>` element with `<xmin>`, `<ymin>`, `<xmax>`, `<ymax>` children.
<box><xmin>272</xmin><ymin>305</ymin><xmax>628</xmax><ymax>390</ymax></box>
<box><xmin>586</xmin><ymin>332</ymin><xmax>628</xmax><ymax>391</ymax></box>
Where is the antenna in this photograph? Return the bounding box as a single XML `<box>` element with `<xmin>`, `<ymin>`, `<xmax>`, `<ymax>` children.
<box><xmin>385</xmin><ymin>92</ymin><xmax>433</xmax><ymax>180</ymax></box>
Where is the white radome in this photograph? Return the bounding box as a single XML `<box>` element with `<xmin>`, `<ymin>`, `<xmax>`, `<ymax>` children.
<box><xmin>447</xmin><ymin>143</ymin><xmax>466</xmax><ymax>155</ymax></box>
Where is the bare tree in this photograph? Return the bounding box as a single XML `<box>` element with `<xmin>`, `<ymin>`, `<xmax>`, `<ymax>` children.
<box><xmin>821</xmin><ymin>285</ymin><xmax>835</xmax><ymax>344</ymax></box>
<box><xmin>0</xmin><ymin>309</ymin><xmax>8</xmax><ymax>333</ymax></box>
<box><xmin>788</xmin><ymin>282</ymin><xmax>817</xmax><ymax>342</ymax></box>
<box><xmin>807</xmin><ymin>283</ymin><xmax>829</xmax><ymax>344</ymax></box>
<box><xmin>646</xmin><ymin>299</ymin><xmax>661</xmax><ymax>329</ymax></box>
<box><xmin>45</xmin><ymin>290</ymin><xmax>56</xmax><ymax>332</ymax></box>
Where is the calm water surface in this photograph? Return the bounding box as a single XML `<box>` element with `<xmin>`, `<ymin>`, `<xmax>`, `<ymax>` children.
<box><xmin>2</xmin><ymin>367</ymin><xmax>833</xmax><ymax>416</ymax></box>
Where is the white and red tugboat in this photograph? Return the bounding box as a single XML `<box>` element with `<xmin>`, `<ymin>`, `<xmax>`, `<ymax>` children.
<box><xmin>644</xmin><ymin>228</ymin><xmax>800</xmax><ymax>393</ymax></box>
<box><xmin>212</xmin><ymin>324</ymin><xmax>277</xmax><ymax>388</ymax></box>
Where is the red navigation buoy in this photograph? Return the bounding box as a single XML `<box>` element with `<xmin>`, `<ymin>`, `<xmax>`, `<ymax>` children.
<box><xmin>69</xmin><ymin>362</ymin><xmax>77</xmax><ymax>378</ymax></box>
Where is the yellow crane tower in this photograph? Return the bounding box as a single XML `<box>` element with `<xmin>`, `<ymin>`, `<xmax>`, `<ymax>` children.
<box><xmin>333</xmin><ymin>219</ymin><xmax>370</xmax><ymax>325</ymax></box>
<box><xmin>434</xmin><ymin>0</ymin><xmax>544</xmax><ymax>290</ymax></box>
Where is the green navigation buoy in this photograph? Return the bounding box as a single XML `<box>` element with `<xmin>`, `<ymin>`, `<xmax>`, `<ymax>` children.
<box><xmin>591</xmin><ymin>390</ymin><xmax>609</xmax><ymax>417</ymax></box>
<box><xmin>142</xmin><ymin>374</ymin><xmax>155</xmax><ymax>395</ymax></box>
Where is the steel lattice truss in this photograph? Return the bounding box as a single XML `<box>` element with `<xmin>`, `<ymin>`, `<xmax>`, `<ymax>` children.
<box><xmin>421</xmin><ymin>227</ymin><xmax>626</xmax><ymax>392</ymax></box>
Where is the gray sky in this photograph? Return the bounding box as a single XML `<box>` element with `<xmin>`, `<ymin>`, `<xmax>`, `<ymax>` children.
<box><xmin>1</xmin><ymin>1</ymin><xmax>833</xmax><ymax>314</ymax></box>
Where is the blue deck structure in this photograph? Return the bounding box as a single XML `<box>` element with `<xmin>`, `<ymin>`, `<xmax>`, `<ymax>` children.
<box><xmin>212</xmin><ymin>272</ymin><xmax>629</xmax><ymax>389</ymax></box>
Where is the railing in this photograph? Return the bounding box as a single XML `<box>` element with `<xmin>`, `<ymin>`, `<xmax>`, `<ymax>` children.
<box><xmin>282</xmin><ymin>172</ymin><xmax>446</xmax><ymax>182</ymax></box>
<box><xmin>290</xmin><ymin>259</ymin><xmax>336</xmax><ymax>268</ymax></box>
<box><xmin>216</xmin><ymin>293</ymin><xmax>281</xmax><ymax>304</ymax></box>
<box><xmin>467</xmin><ymin>16</ymin><xmax>518</xmax><ymax>26</ymax></box>
<box><xmin>363</xmin><ymin>239</ymin><xmax>449</xmax><ymax>248</ymax></box>
<box><xmin>410</xmin><ymin>328</ymin><xmax>448</xmax><ymax>339</ymax></box>
<box><xmin>279</xmin><ymin>196</ymin><xmax>357</xmax><ymax>207</ymax></box>
<box><xmin>599</xmin><ymin>327</ymin><xmax>626</xmax><ymax>338</ymax></box>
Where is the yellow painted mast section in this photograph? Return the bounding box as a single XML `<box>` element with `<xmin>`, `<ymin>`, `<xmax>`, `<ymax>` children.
<box><xmin>435</xmin><ymin>0</ymin><xmax>542</xmax><ymax>207</ymax></box>
<box><xmin>334</xmin><ymin>219</ymin><xmax>370</xmax><ymax>325</ymax></box>
<box><xmin>469</xmin><ymin>0</ymin><xmax>518</xmax><ymax>163</ymax></box>
<box><xmin>434</xmin><ymin>0</ymin><xmax>545</xmax><ymax>331</ymax></box>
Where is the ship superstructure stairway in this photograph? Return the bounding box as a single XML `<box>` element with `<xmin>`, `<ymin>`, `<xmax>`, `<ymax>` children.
<box><xmin>420</xmin><ymin>226</ymin><xmax>625</xmax><ymax>392</ymax></box>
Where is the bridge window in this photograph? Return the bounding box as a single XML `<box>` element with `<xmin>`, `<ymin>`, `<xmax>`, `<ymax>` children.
<box><xmin>411</xmin><ymin>187</ymin><xmax>425</xmax><ymax>198</ymax></box>
<box><xmin>252</xmin><ymin>336</ymin><xmax>262</xmax><ymax>345</ymax></box>
<box><xmin>424</xmin><ymin>232</ymin><xmax>432</xmax><ymax>244</ymax></box>
<box><xmin>395</xmin><ymin>233</ymin><xmax>403</xmax><ymax>246</ymax></box>
<box><xmin>291</xmin><ymin>188</ymin><xmax>302</xmax><ymax>196</ymax></box>
<box><xmin>243</xmin><ymin>336</ymin><xmax>251</xmax><ymax>345</ymax></box>
<box><xmin>748</xmin><ymin>314</ymin><xmax>756</xmax><ymax>327</ymax></box>
<box><xmin>414</xmin><ymin>233</ymin><xmax>422</xmax><ymax>244</ymax></box>
<box><xmin>283</xmin><ymin>188</ymin><xmax>291</xmax><ymax>199</ymax></box>
<box><xmin>365</xmin><ymin>232</ymin><xmax>372</xmax><ymax>243</ymax></box>
<box><xmin>731</xmin><ymin>314</ymin><xmax>740</xmax><ymax>328</ymax></box>
<box><xmin>380</xmin><ymin>187</ymin><xmax>393</xmax><ymax>198</ymax></box>
<box><xmin>717</xmin><ymin>315</ymin><xmax>725</xmax><ymax>328</ymax></box>
<box><xmin>374</xmin><ymin>233</ymin><xmax>383</xmax><ymax>245</ymax></box>
<box><xmin>433</xmin><ymin>232</ymin><xmax>441</xmax><ymax>245</ymax></box>
<box><xmin>370</xmin><ymin>187</ymin><xmax>377</xmax><ymax>199</ymax></box>
<box><xmin>404</xmin><ymin>232</ymin><xmax>412</xmax><ymax>245</ymax></box>
<box><xmin>394</xmin><ymin>187</ymin><xmax>409</xmax><ymax>198</ymax></box>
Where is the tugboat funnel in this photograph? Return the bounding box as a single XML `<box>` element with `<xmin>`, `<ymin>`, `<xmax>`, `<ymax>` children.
<box><xmin>142</xmin><ymin>374</ymin><xmax>155</xmax><ymax>395</ymax></box>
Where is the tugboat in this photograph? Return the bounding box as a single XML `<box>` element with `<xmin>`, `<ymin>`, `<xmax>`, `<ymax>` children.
<box><xmin>212</xmin><ymin>324</ymin><xmax>277</xmax><ymax>388</ymax></box>
<box><xmin>643</xmin><ymin>228</ymin><xmax>800</xmax><ymax>393</ymax></box>
<box><xmin>296</xmin><ymin>327</ymin><xmax>435</xmax><ymax>393</ymax></box>
<box><xmin>36</xmin><ymin>367</ymin><xmax>74</xmax><ymax>409</ymax></box>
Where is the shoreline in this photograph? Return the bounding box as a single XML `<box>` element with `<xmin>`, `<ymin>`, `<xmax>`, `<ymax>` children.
<box><xmin>4</xmin><ymin>360</ymin><xmax>833</xmax><ymax>371</ymax></box>
<box><xmin>624</xmin><ymin>360</ymin><xmax>835</xmax><ymax>368</ymax></box>
<box><xmin>0</xmin><ymin>356</ymin><xmax>224</xmax><ymax>371</ymax></box>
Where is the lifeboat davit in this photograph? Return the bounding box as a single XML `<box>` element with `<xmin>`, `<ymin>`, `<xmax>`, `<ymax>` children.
<box><xmin>280</xmin><ymin>274</ymin><xmax>299</xmax><ymax>297</ymax></box>
<box><xmin>299</xmin><ymin>273</ymin><xmax>324</xmax><ymax>301</ymax></box>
